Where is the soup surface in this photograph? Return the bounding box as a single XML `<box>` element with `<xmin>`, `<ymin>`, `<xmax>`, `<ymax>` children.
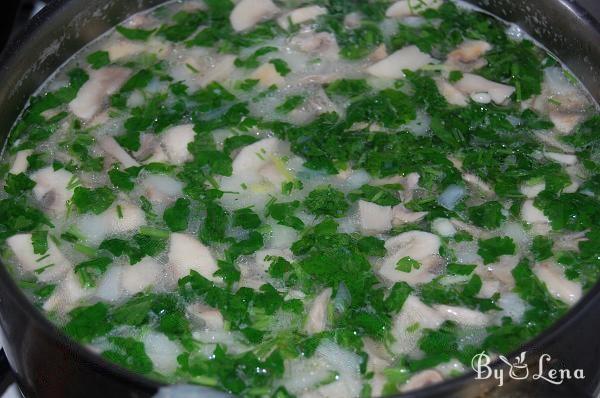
<box><xmin>1</xmin><ymin>0</ymin><xmax>599</xmax><ymax>396</ymax></box>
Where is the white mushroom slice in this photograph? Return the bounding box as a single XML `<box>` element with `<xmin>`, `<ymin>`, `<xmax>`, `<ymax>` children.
<box><xmin>549</xmin><ymin>112</ymin><xmax>585</xmax><ymax>135</ymax></box>
<box><xmin>121</xmin><ymin>256</ymin><xmax>162</xmax><ymax>295</ymax></box>
<box><xmin>358</xmin><ymin>200</ymin><xmax>393</xmax><ymax>234</ymax></box>
<box><xmin>434</xmin><ymin>304</ymin><xmax>489</xmax><ymax>326</ymax></box>
<box><xmin>143</xmin><ymin>332</ymin><xmax>182</xmax><ymax>375</ymax></box>
<box><xmin>68</xmin><ymin>66</ymin><xmax>131</xmax><ymax>120</ymax></box>
<box><xmin>545</xmin><ymin>152</ymin><xmax>578</xmax><ymax>166</ymax></box>
<box><xmin>160</xmin><ymin>124</ymin><xmax>195</xmax><ymax>165</ymax></box>
<box><xmin>431</xmin><ymin>218</ymin><xmax>456</xmax><ymax>237</ymax></box>
<box><xmin>7</xmin><ymin>234</ymin><xmax>71</xmax><ymax>282</ymax></box>
<box><xmin>392</xmin><ymin>204</ymin><xmax>428</xmax><ymax>226</ymax></box>
<box><xmin>187</xmin><ymin>303</ymin><xmax>224</xmax><ymax>329</ymax></box>
<box><xmin>400</xmin><ymin>370</ymin><xmax>444</xmax><ymax>393</ymax></box>
<box><xmin>199</xmin><ymin>55</ymin><xmax>236</xmax><ymax>87</ymax></box>
<box><xmin>454</xmin><ymin>73</ymin><xmax>515</xmax><ymax>104</ymax></box>
<box><xmin>168</xmin><ymin>233</ymin><xmax>220</xmax><ymax>282</ymax></box>
<box><xmin>520</xmin><ymin>181</ymin><xmax>546</xmax><ymax>198</ymax></box>
<box><xmin>521</xmin><ymin>200</ymin><xmax>550</xmax><ymax>225</ymax></box>
<box><xmin>31</xmin><ymin>167</ymin><xmax>75</xmax><ymax>215</ymax></box>
<box><xmin>229</xmin><ymin>0</ymin><xmax>279</xmax><ymax>32</ymax></box>
<box><xmin>277</xmin><ymin>6</ymin><xmax>327</xmax><ymax>30</ymax></box>
<box><xmin>386</xmin><ymin>0</ymin><xmax>442</xmax><ymax>18</ymax></box>
<box><xmin>77</xmin><ymin>202</ymin><xmax>146</xmax><ymax>244</ymax></box>
<box><xmin>390</xmin><ymin>295</ymin><xmax>444</xmax><ymax>355</ymax></box>
<box><xmin>251</xmin><ymin>63</ymin><xmax>285</xmax><ymax>87</ymax></box>
<box><xmin>305</xmin><ymin>288</ymin><xmax>332</xmax><ymax>335</ymax></box>
<box><xmin>366</xmin><ymin>45</ymin><xmax>434</xmax><ymax>79</ymax></box>
<box><xmin>98</xmin><ymin>136</ymin><xmax>140</xmax><ymax>168</ymax></box>
<box><xmin>141</xmin><ymin>174</ymin><xmax>184</xmax><ymax>203</ymax></box>
<box><xmin>43</xmin><ymin>270</ymin><xmax>93</xmax><ymax>312</ymax></box>
<box><xmin>534</xmin><ymin>261</ymin><xmax>582</xmax><ymax>305</ymax></box>
<box><xmin>290</xmin><ymin>32</ymin><xmax>340</xmax><ymax>59</ymax></box>
<box><xmin>435</xmin><ymin>79</ymin><xmax>468</xmax><ymax>107</ymax></box>
<box><xmin>447</xmin><ymin>40</ymin><xmax>492</xmax><ymax>64</ymax></box>
<box><xmin>9</xmin><ymin>149</ymin><xmax>33</xmax><ymax>175</ymax></box>
<box><xmin>379</xmin><ymin>231</ymin><xmax>441</xmax><ymax>285</ymax></box>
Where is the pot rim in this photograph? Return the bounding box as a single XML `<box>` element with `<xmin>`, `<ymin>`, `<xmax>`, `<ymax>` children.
<box><xmin>0</xmin><ymin>0</ymin><xmax>598</xmax><ymax>397</ymax></box>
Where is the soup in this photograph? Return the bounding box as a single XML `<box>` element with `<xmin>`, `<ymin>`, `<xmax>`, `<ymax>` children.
<box><xmin>1</xmin><ymin>0</ymin><xmax>598</xmax><ymax>396</ymax></box>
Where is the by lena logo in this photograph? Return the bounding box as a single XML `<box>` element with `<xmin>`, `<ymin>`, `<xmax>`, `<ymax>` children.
<box><xmin>471</xmin><ymin>351</ymin><xmax>585</xmax><ymax>387</ymax></box>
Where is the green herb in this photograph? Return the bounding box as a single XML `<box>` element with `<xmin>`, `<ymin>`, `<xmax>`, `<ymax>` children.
<box><xmin>163</xmin><ymin>198</ymin><xmax>191</xmax><ymax>232</ymax></box>
<box><xmin>71</xmin><ymin>187</ymin><xmax>116</xmax><ymax>215</ymax></box>
<box><xmin>276</xmin><ymin>95</ymin><xmax>304</xmax><ymax>114</ymax></box>
<box><xmin>325</xmin><ymin>79</ymin><xmax>370</xmax><ymax>98</ymax></box>
<box><xmin>31</xmin><ymin>230</ymin><xmax>49</xmax><ymax>255</ymax></box>
<box><xmin>4</xmin><ymin>173</ymin><xmax>36</xmax><ymax>196</ymax></box>
<box><xmin>232</xmin><ymin>207</ymin><xmax>262</xmax><ymax>230</ymax></box>
<box><xmin>86</xmin><ymin>50</ymin><xmax>111</xmax><ymax>69</ymax></box>
<box><xmin>478</xmin><ymin>236</ymin><xmax>516</xmax><ymax>264</ymax></box>
<box><xmin>64</xmin><ymin>302</ymin><xmax>112</xmax><ymax>343</ymax></box>
<box><xmin>467</xmin><ymin>201</ymin><xmax>506</xmax><ymax>229</ymax></box>
<box><xmin>395</xmin><ymin>256</ymin><xmax>421</xmax><ymax>272</ymax></box>
<box><xmin>348</xmin><ymin>184</ymin><xmax>402</xmax><ymax>206</ymax></box>
<box><xmin>102</xmin><ymin>337</ymin><xmax>153</xmax><ymax>374</ymax></box>
<box><xmin>116</xmin><ymin>26</ymin><xmax>156</xmax><ymax>41</ymax></box>
<box><xmin>269</xmin><ymin>59</ymin><xmax>291</xmax><ymax>76</ymax></box>
<box><xmin>448</xmin><ymin>70</ymin><xmax>463</xmax><ymax>83</ymax></box>
<box><xmin>304</xmin><ymin>186</ymin><xmax>349</xmax><ymax>218</ymax></box>
<box><xmin>266</xmin><ymin>200</ymin><xmax>304</xmax><ymax>231</ymax></box>
<box><xmin>531</xmin><ymin>235</ymin><xmax>553</xmax><ymax>261</ymax></box>
<box><xmin>447</xmin><ymin>263</ymin><xmax>476</xmax><ymax>275</ymax></box>
<box><xmin>74</xmin><ymin>257</ymin><xmax>112</xmax><ymax>288</ymax></box>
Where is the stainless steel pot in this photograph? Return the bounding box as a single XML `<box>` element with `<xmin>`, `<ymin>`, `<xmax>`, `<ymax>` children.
<box><xmin>0</xmin><ymin>1</ymin><xmax>598</xmax><ymax>397</ymax></box>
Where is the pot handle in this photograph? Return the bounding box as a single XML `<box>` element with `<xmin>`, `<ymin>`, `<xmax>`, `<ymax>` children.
<box><xmin>0</xmin><ymin>348</ymin><xmax>14</xmax><ymax>395</ymax></box>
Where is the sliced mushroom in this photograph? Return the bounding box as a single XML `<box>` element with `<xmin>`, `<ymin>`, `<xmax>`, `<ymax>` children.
<box><xmin>386</xmin><ymin>0</ymin><xmax>442</xmax><ymax>18</ymax></box>
<box><xmin>31</xmin><ymin>167</ymin><xmax>75</xmax><ymax>215</ymax></box>
<box><xmin>448</xmin><ymin>40</ymin><xmax>492</xmax><ymax>64</ymax></box>
<box><xmin>168</xmin><ymin>233</ymin><xmax>220</xmax><ymax>282</ymax></box>
<box><xmin>367</xmin><ymin>45</ymin><xmax>434</xmax><ymax>80</ymax></box>
<box><xmin>43</xmin><ymin>270</ymin><xmax>93</xmax><ymax>312</ymax></box>
<box><xmin>277</xmin><ymin>6</ymin><xmax>327</xmax><ymax>30</ymax></box>
<box><xmin>230</xmin><ymin>0</ymin><xmax>279</xmax><ymax>32</ymax></box>
<box><xmin>549</xmin><ymin>111</ymin><xmax>585</xmax><ymax>135</ymax></box>
<box><xmin>358</xmin><ymin>200</ymin><xmax>393</xmax><ymax>234</ymax></box>
<box><xmin>121</xmin><ymin>256</ymin><xmax>162</xmax><ymax>295</ymax></box>
<box><xmin>390</xmin><ymin>295</ymin><xmax>444</xmax><ymax>355</ymax></box>
<box><xmin>98</xmin><ymin>136</ymin><xmax>140</xmax><ymax>168</ymax></box>
<box><xmin>69</xmin><ymin>66</ymin><xmax>131</xmax><ymax>121</ymax></box>
<box><xmin>105</xmin><ymin>40</ymin><xmax>145</xmax><ymax>61</ymax></box>
<box><xmin>7</xmin><ymin>233</ymin><xmax>71</xmax><ymax>282</ymax></box>
<box><xmin>140</xmin><ymin>174</ymin><xmax>184</xmax><ymax>203</ymax></box>
<box><xmin>305</xmin><ymin>288</ymin><xmax>332</xmax><ymax>335</ymax></box>
<box><xmin>534</xmin><ymin>261</ymin><xmax>582</xmax><ymax>305</ymax></box>
<box><xmin>9</xmin><ymin>149</ymin><xmax>33</xmax><ymax>175</ymax></box>
<box><xmin>454</xmin><ymin>73</ymin><xmax>515</xmax><ymax>104</ymax></box>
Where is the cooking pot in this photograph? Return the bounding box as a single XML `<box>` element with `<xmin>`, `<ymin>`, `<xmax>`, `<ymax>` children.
<box><xmin>0</xmin><ymin>1</ymin><xmax>598</xmax><ymax>397</ymax></box>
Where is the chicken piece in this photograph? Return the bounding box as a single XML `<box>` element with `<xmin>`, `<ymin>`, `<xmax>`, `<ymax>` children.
<box><xmin>7</xmin><ymin>234</ymin><xmax>71</xmax><ymax>282</ymax></box>
<box><xmin>454</xmin><ymin>73</ymin><xmax>515</xmax><ymax>104</ymax></box>
<box><xmin>358</xmin><ymin>200</ymin><xmax>393</xmax><ymax>234</ymax></box>
<box><xmin>390</xmin><ymin>295</ymin><xmax>444</xmax><ymax>355</ymax></box>
<box><xmin>43</xmin><ymin>271</ymin><xmax>93</xmax><ymax>312</ymax></box>
<box><xmin>160</xmin><ymin>124</ymin><xmax>196</xmax><ymax>165</ymax></box>
<box><xmin>9</xmin><ymin>149</ymin><xmax>33</xmax><ymax>175</ymax></box>
<box><xmin>545</xmin><ymin>152</ymin><xmax>578</xmax><ymax>166</ymax></box>
<box><xmin>98</xmin><ymin>136</ymin><xmax>140</xmax><ymax>168</ymax></box>
<box><xmin>69</xmin><ymin>67</ymin><xmax>131</xmax><ymax>121</ymax></box>
<box><xmin>199</xmin><ymin>55</ymin><xmax>236</xmax><ymax>87</ymax></box>
<box><xmin>386</xmin><ymin>0</ymin><xmax>442</xmax><ymax>18</ymax></box>
<box><xmin>534</xmin><ymin>261</ymin><xmax>582</xmax><ymax>305</ymax></box>
<box><xmin>141</xmin><ymin>174</ymin><xmax>183</xmax><ymax>203</ymax></box>
<box><xmin>121</xmin><ymin>256</ymin><xmax>162</xmax><ymax>295</ymax></box>
<box><xmin>168</xmin><ymin>233</ymin><xmax>220</xmax><ymax>282</ymax></box>
<box><xmin>290</xmin><ymin>31</ymin><xmax>340</xmax><ymax>60</ymax></box>
<box><xmin>447</xmin><ymin>40</ymin><xmax>492</xmax><ymax>64</ymax></box>
<box><xmin>187</xmin><ymin>303</ymin><xmax>224</xmax><ymax>330</ymax></box>
<box><xmin>277</xmin><ymin>6</ymin><xmax>327</xmax><ymax>30</ymax></box>
<box><xmin>433</xmin><ymin>304</ymin><xmax>489</xmax><ymax>326</ymax></box>
<box><xmin>378</xmin><ymin>231</ymin><xmax>441</xmax><ymax>285</ymax></box>
<box><xmin>367</xmin><ymin>45</ymin><xmax>434</xmax><ymax>80</ymax></box>
<box><xmin>31</xmin><ymin>167</ymin><xmax>75</xmax><ymax>215</ymax></box>
<box><xmin>549</xmin><ymin>111</ymin><xmax>585</xmax><ymax>135</ymax></box>
<box><xmin>230</xmin><ymin>0</ymin><xmax>279</xmax><ymax>32</ymax></box>
<box><xmin>431</xmin><ymin>218</ymin><xmax>456</xmax><ymax>237</ymax></box>
<box><xmin>392</xmin><ymin>204</ymin><xmax>428</xmax><ymax>226</ymax></box>
<box><xmin>305</xmin><ymin>288</ymin><xmax>332</xmax><ymax>335</ymax></box>
<box><xmin>435</xmin><ymin>79</ymin><xmax>468</xmax><ymax>107</ymax></box>
<box><xmin>400</xmin><ymin>370</ymin><xmax>444</xmax><ymax>392</ymax></box>
<box><xmin>251</xmin><ymin>63</ymin><xmax>285</xmax><ymax>87</ymax></box>
<box><xmin>77</xmin><ymin>202</ymin><xmax>146</xmax><ymax>244</ymax></box>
